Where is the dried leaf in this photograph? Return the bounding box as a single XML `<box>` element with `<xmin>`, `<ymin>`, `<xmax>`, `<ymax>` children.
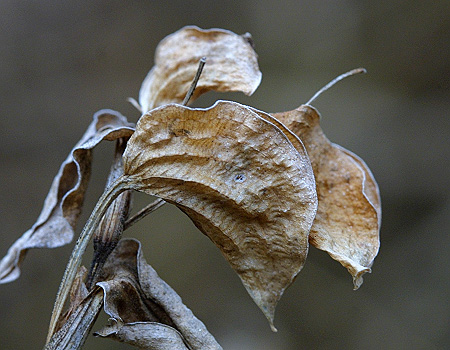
<box><xmin>139</xmin><ymin>26</ymin><xmax>262</xmax><ymax>112</ymax></box>
<box><xmin>337</xmin><ymin>145</ymin><xmax>382</xmax><ymax>224</ymax></box>
<box><xmin>96</xmin><ymin>321</ymin><xmax>189</xmax><ymax>350</ymax></box>
<box><xmin>0</xmin><ymin>110</ymin><xmax>134</xmax><ymax>284</ymax></box>
<box><xmin>121</xmin><ymin>101</ymin><xmax>317</xmax><ymax>328</ymax></box>
<box><xmin>94</xmin><ymin>238</ymin><xmax>221</xmax><ymax>350</ymax></box>
<box><xmin>48</xmin><ymin>138</ymin><xmax>133</xmax><ymax>343</ymax></box>
<box><xmin>273</xmin><ymin>104</ymin><xmax>381</xmax><ymax>288</ymax></box>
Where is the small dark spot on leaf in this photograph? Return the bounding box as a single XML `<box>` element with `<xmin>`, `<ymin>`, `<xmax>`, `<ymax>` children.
<box><xmin>234</xmin><ymin>173</ymin><xmax>246</xmax><ymax>183</ymax></box>
<box><xmin>169</xmin><ymin>128</ymin><xmax>191</xmax><ymax>137</ymax></box>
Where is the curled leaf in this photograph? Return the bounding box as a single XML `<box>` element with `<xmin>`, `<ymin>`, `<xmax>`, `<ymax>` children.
<box><xmin>273</xmin><ymin>105</ymin><xmax>381</xmax><ymax>288</ymax></box>
<box><xmin>139</xmin><ymin>26</ymin><xmax>262</xmax><ymax>112</ymax></box>
<box><xmin>121</xmin><ymin>100</ymin><xmax>317</xmax><ymax>328</ymax></box>
<box><xmin>94</xmin><ymin>238</ymin><xmax>221</xmax><ymax>350</ymax></box>
<box><xmin>0</xmin><ymin>110</ymin><xmax>134</xmax><ymax>284</ymax></box>
<box><xmin>95</xmin><ymin>321</ymin><xmax>189</xmax><ymax>350</ymax></box>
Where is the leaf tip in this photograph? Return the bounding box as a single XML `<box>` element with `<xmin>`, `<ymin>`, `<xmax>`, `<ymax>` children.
<box><xmin>269</xmin><ymin>322</ymin><xmax>278</xmax><ymax>333</ymax></box>
<box><xmin>352</xmin><ymin>267</ymin><xmax>371</xmax><ymax>290</ymax></box>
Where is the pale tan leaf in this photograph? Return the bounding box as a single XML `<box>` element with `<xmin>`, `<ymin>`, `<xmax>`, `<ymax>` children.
<box><xmin>139</xmin><ymin>26</ymin><xmax>262</xmax><ymax>112</ymax></box>
<box><xmin>95</xmin><ymin>321</ymin><xmax>189</xmax><ymax>350</ymax></box>
<box><xmin>273</xmin><ymin>104</ymin><xmax>381</xmax><ymax>288</ymax></box>
<box><xmin>0</xmin><ymin>110</ymin><xmax>134</xmax><ymax>284</ymax></box>
<box><xmin>248</xmin><ymin>106</ymin><xmax>311</xmax><ymax>160</ymax></box>
<box><xmin>122</xmin><ymin>101</ymin><xmax>317</xmax><ymax>328</ymax></box>
<box><xmin>336</xmin><ymin>145</ymin><xmax>382</xmax><ymax>224</ymax></box>
<box><xmin>95</xmin><ymin>238</ymin><xmax>221</xmax><ymax>350</ymax></box>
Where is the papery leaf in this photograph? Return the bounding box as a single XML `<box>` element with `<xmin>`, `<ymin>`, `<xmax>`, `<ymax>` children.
<box><xmin>47</xmin><ymin>138</ymin><xmax>134</xmax><ymax>341</ymax></box>
<box><xmin>94</xmin><ymin>238</ymin><xmax>221</xmax><ymax>350</ymax></box>
<box><xmin>0</xmin><ymin>110</ymin><xmax>134</xmax><ymax>284</ymax></box>
<box><xmin>337</xmin><ymin>145</ymin><xmax>382</xmax><ymax>224</ymax></box>
<box><xmin>273</xmin><ymin>105</ymin><xmax>381</xmax><ymax>288</ymax></box>
<box><xmin>95</xmin><ymin>321</ymin><xmax>189</xmax><ymax>350</ymax></box>
<box><xmin>48</xmin><ymin>140</ymin><xmax>133</xmax><ymax>343</ymax></box>
<box><xmin>121</xmin><ymin>101</ymin><xmax>317</xmax><ymax>328</ymax></box>
<box><xmin>139</xmin><ymin>26</ymin><xmax>262</xmax><ymax>112</ymax></box>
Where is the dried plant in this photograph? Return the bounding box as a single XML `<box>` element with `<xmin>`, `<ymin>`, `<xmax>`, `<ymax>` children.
<box><xmin>0</xmin><ymin>26</ymin><xmax>381</xmax><ymax>349</ymax></box>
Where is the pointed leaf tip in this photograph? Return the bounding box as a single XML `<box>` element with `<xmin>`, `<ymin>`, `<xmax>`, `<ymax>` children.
<box><xmin>274</xmin><ymin>105</ymin><xmax>380</xmax><ymax>287</ymax></box>
<box><xmin>122</xmin><ymin>101</ymin><xmax>317</xmax><ymax>323</ymax></box>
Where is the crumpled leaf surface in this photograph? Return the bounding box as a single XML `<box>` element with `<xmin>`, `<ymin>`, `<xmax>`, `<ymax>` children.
<box><xmin>0</xmin><ymin>110</ymin><xmax>134</xmax><ymax>284</ymax></box>
<box><xmin>96</xmin><ymin>321</ymin><xmax>189</xmax><ymax>350</ymax></box>
<box><xmin>273</xmin><ymin>104</ymin><xmax>381</xmax><ymax>288</ymax></box>
<box><xmin>139</xmin><ymin>26</ymin><xmax>262</xmax><ymax>112</ymax></box>
<box><xmin>94</xmin><ymin>238</ymin><xmax>221</xmax><ymax>350</ymax></box>
<box><xmin>121</xmin><ymin>100</ymin><xmax>317</xmax><ymax>327</ymax></box>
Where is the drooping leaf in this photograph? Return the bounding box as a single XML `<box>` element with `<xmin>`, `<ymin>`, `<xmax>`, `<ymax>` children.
<box><xmin>47</xmin><ymin>139</ymin><xmax>133</xmax><ymax>344</ymax></box>
<box><xmin>94</xmin><ymin>238</ymin><xmax>221</xmax><ymax>350</ymax></box>
<box><xmin>0</xmin><ymin>110</ymin><xmax>134</xmax><ymax>284</ymax></box>
<box><xmin>273</xmin><ymin>104</ymin><xmax>381</xmax><ymax>288</ymax></box>
<box><xmin>139</xmin><ymin>26</ymin><xmax>262</xmax><ymax>112</ymax></box>
<box><xmin>121</xmin><ymin>100</ymin><xmax>317</xmax><ymax>328</ymax></box>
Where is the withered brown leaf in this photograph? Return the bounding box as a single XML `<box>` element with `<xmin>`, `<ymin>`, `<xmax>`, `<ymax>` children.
<box><xmin>94</xmin><ymin>238</ymin><xmax>221</xmax><ymax>350</ymax></box>
<box><xmin>0</xmin><ymin>110</ymin><xmax>134</xmax><ymax>284</ymax></box>
<box><xmin>121</xmin><ymin>100</ymin><xmax>317</xmax><ymax>328</ymax></box>
<box><xmin>273</xmin><ymin>104</ymin><xmax>381</xmax><ymax>288</ymax></box>
<box><xmin>139</xmin><ymin>26</ymin><xmax>262</xmax><ymax>112</ymax></box>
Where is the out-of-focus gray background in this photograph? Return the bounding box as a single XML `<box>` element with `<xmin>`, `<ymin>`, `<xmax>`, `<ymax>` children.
<box><xmin>0</xmin><ymin>1</ymin><xmax>448</xmax><ymax>349</ymax></box>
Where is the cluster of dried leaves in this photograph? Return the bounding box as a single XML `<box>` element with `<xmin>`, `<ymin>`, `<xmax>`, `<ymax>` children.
<box><xmin>0</xmin><ymin>26</ymin><xmax>380</xmax><ymax>349</ymax></box>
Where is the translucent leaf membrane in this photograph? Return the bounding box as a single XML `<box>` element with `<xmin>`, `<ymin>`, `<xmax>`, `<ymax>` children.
<box><xmin>273</xmin><ymin>105</ymin><xmax>380</xmax><ymax>288</ymax></box>
<box><xmin>122</xmin><ymin>101</ymin><xmax>317</xmax><ymax>328</ymax></box>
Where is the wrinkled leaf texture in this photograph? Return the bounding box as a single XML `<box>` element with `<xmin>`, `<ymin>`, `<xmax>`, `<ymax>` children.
<box><xmin>139</xmin><ymin>26</ymin><xmax>262</xmax><ymax>112</ymax></box>
<box><xmin>274</xmin><ymin>104</ymin><xmax>381</xmax><ymax>288</ymax></box>
<box><xmin>95</xmin><ymin>238</ymin><xmax>221</xmax><ymax>350</ymax></box>
<box><xmin>0</xmin><ymin>110</ymin><xmax>134</xmax><ymax>284</ymax></box>
<box><xmin>120</xmin><ymin>100</ymin><xmax>318</xmax><ymax>328</ymax></box>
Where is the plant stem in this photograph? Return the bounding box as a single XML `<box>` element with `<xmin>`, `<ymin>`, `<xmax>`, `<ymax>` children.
<box><xmin>44</xmin><ymin>289</ymin><xmax>104</xmax><ymax>350</ymax></box>
<box><xmin>123</xmin><ymin>198</ymin><xmax>166</xmax><ymax>230</ymax></box>
<box><xmin>46</xmin><ymin>178</ymin><xmax>128</xmax><ymax>343</ymax></box>
<box><xmin>306</xmin><ymin>68</ymin><xmax>366</xmax><ymax>105</ymax></box>
<box><xmin>86</xmin><ymin>138</ymin><xmax>131</xmax><ymax>289</ymax></box>
<box><xmin>182</xmin><ymin>57</ymin><xmax>206</xmax><ymax>105</ymax></box>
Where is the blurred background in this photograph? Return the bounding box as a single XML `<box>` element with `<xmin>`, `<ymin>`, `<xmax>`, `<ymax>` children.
<box><xmin>0</xmin><ymin>1</ymin><xmax>448</xmax><ymax>349</ymax></box>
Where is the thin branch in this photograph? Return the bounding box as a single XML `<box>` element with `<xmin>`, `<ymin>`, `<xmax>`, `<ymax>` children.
<box><xmin>306</xmin><ymin>68</ymin><xmax>367</xmax><ymax>105</ymax></box>
<box><xmin>182</xmin><ymin>57</ymin><xmax>206</xmax><ymax>106</ymax></box>
<box><xmin>124</xmin><ymin>198</ymin><xmax>166</xmax><ymax>230</ymax></box>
